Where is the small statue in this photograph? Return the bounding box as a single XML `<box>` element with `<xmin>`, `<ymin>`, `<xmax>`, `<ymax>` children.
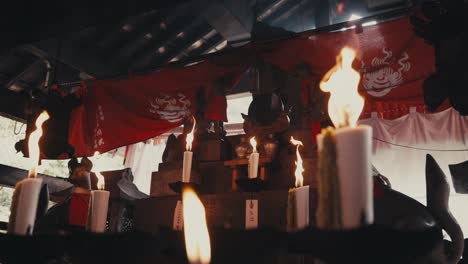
<box><xmin>263</xmin><ymin>133</ymin><xmax>279</xmax><ymax>159</ymax></box>
<box><xmin>235</xmin><ymin>137</ymin><xmax>249</xmax><ymax>159</ymax></box>
<box><xmin>35</xmin><ymin>156</ymin><xmax>94</xmax><ymax>233</ymax></box>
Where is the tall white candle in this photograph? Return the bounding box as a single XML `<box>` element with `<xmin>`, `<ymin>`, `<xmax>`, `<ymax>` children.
<box><xmin>182</xmin><ymin>151</ymin><xmax>193</xmax><ymax>183</ymax></box>
<box><xmin>335</xmin><ymin>125</ymin><xmax>373</xmax><ymax>228</ymax></box>
<box><xmin>248</xmin><ymin>137</ymin><xmax>259</xmax><ymax>179</ymax></box>
<box><xmin>316</xmin><ymin>126</ymin><xmax>373</xmax><ymax>228</ymax></box>
<box><xmin>294</xmin><ymin>186</ymin><xmax>309</xmax><ymax>229</ymax></box>
<box><xmin>87</xmin><ymin>167</ymin><xmax>109</xmax><ymax>233</ymax></box>
<box><xmin>317</xmin><ymin>46</ymin><xmax>374</xmax><ymax>229</ymax></box>
<box><xmin>9</xmin><ymin>111</ymin><xmax>49</xmax><ymax>235</ymax></box>
<box><xmin>290</xmin><ymin>137</ymin><xmax>309</xmax><ymax>230</ymax></box>
<box><xmin>182</xmin><ymin>118</ymin><xmax>196</xmax><ymax>183</ymax></box>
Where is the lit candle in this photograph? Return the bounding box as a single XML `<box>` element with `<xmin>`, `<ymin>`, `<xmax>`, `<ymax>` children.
<box><xmin>182</xmin><ymin>118</ymin><xmax>196</xmax><ymax>183</ymax></box>
<box><xmin>183</xmin><ymin>186</ymin><xmax>211</xmax><ymax>264</ymax></box>
<box><xmin>318</xmin><ymin>47</ymin><xmax>373</xmax><ymax>229</ymax></box>
<box><xmin>248</xmin><ymin>137</ymin><xmax>259</xmax><ymax>179</ymax></box>
<box><xmin>9</xmin><ymin>111</ymin><xmax>49</xmax><ymax>235</ymax></box>
<box><xmin>87</xmin><ymin>152</ymin><xmax>110</xmax><ymax>233</ymax></box>
<box><xmin>288</xmin><ymin>137</ymin><xmax>309</xmax><ymax>230</ymax></box>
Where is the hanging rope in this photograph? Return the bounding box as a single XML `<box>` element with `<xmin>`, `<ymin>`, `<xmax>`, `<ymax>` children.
<box><xmin>373</xmin><ymin>137</ymin><xmax>468</xmax><ymax>152</ymax></box>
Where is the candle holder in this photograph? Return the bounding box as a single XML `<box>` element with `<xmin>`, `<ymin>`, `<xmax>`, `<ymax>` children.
<box><xmin>235</xmin><ymin>178</ymin><xmax>267</xmax><ymax>192</ymax></box>
<box><xmin>224</xmin><ymin>157</ymin><xmax>272</xmax><ymax>191</ymax></box>
<box><xmin>168</xmin><ymin>181</ymin><xmax>200</xmax><ymax>194</ymax></box>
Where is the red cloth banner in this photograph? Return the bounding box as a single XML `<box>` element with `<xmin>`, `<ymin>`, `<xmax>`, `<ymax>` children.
<box><xmin>69</xmin><ymin>61</ymin><xmax>247</xmax><ymax>156</ymax></box>
<box><xmin>258</xmin><ymin>17</ymin><xmax>436</xmax><ymax>118</ymax></box>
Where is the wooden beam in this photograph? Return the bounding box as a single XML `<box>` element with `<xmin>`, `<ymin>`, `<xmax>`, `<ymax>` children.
<box><xmin>0</xmin><ymin>164</ymin><xmax>72</xmax><ymax>194</ymax></box>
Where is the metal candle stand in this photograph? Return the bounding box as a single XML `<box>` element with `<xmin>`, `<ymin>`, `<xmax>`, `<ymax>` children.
<box><xmin>224</xmin><ymin>157</ymin><xmax>272</xmax><ymax>191</ymax></box>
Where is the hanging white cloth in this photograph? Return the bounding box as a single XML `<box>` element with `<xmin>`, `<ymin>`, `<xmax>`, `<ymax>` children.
<box><xmin>359</xmin><ymin>107</ymin><xmax>468</xmax><ymax>235</ymax></box>
<box><xmin>124</xmin><ymin>138</ymin><xmax>166</xmax><ymax>195</ymax></box>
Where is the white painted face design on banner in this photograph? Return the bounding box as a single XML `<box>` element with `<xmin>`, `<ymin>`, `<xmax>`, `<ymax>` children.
<box><xmin>148</xmin><ymin>93</ymin><xmax>191</xmax><ymax>122</ymax></box>
<box><xmin>361</xmin><ymin>48</ymin><xmax>411</xmax><ymax>97</ymax></box>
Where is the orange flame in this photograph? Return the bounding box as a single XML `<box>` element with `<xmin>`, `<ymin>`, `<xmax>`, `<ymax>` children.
<box><xmin>320</xmin><ymin>47</ymin><xmax>364</xmax><ymax>128</ymax></box>
<box><xmin>183</xmin><ymin>187</ymin><xmax>211</xmax><ymax>264</ymax></box>
<box><xmin>28</xmin><ymin>111</ymin><xmax>50</xmax><ymax>178</ymax></box>
<box><xmin>186</xmin><ymin>118</ymin><xmax>196</xmax><ymax>151</ymax></box>
<box><xmin>92</xmin><ymin>151</ymin><xmax>105</xmax><ymax>190</ymax></box>
<box><xmin>250</xmin><ymin>137</ymin><xmax>257</xmax><ymax>153</ymax></box>
<box><xmin>290</xmin><ymin>137</ymin><xmax>304</xmax><ymax>188</ymax></box>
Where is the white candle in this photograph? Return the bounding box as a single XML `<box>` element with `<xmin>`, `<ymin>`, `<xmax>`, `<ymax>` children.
<box><xmin>335</xmin><ymin>125</ymin><xmax>373</xmax><ymax>228</ymax></box>
<box><xmin>290</xmin><ymin>137</ymin><xmax>309</xmax><ymax>230</ymax></box>
<box><xmin>248</xmin><ymin>152</ymin><xmax>259</xmax><ymax>179</ymax></box>
<box><xmin>182</xmin><ymin>151</ymin><xmax>193</xmax><ymax>183</ymax></box>
<box><xmin>248</xmin><ymin>137</ymin><xmax>259</xmax><ymax>179</ymax></box>
<box><xmin>294</xmin><ymin>185</ymin><xmax>309</xmax><ymax>230</ymax></box>
<box><xmin>183</xmin><ymin>118</ymin><xmax>196</xmax><ymax>183</ymax></box>
<box><xmin>87</xmin><ymin>189</ymin><xmax>110</xmax><ymax>233</ymax></box>
<box><xmin>317</xmin><ymin>126</ymin><xmax>373</xmax><ymax>228</ymax></box>
<box><xmin>9</xmin><ymin>178</ymin><xmax>43</xmax><ymax>235</ymax></box>
<box><xmin>9</xmin><ymin>111</ymin><xmax>49</xmax><ymax>235</ymax></box>
<box><xmin>86</xmin><ymin>168</ymin><xmax>109</xmax><ymax>233</ymax></box>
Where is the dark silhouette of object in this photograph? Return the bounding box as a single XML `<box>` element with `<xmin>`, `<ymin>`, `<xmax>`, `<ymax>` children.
<box><xmin>412</xmin><ymin>0</ymin><xmax>468</xmax><ymax>114</ymax></box>
<box><xmin>449</xmin><ymin>160</ymin><xmax>468</xmax><ymax>194</ymax></box>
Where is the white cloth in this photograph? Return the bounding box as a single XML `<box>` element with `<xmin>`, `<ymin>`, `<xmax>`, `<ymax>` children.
<box><xmin>359</xmin><ymin>107</ymin><xmax>468</xmax><ymax>235</ymax></box>
<box><xmin>124</xmin><ymin>139</ymin><xmax>166</xmax><ymax>195</ymax></box>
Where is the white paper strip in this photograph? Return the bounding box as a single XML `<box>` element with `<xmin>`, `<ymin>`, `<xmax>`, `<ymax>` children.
<box><xmin>173</xmin><ymin>200</ymin><xmax>183</xmax><ymax>231</ymax></box>
<box><xmin>245</xmin><ymin>200</ymin><xmax>258</xmax><ymax>229</ymax></box>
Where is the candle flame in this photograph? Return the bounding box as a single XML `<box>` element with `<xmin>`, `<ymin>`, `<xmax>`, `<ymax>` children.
<box><xmin>186</xmin><ymin>118</ymin><xmax>196</xmax><ymax>151</ymax></box>
<box><xmin>28</xmin><ymin>111</ymin><xmax>50</xmax><ymax>178</ymax></box>
<box><xmin>93</xmin><ymin>151</ymin><xmax>105</xmax><ymax>190</ymax></box>
<box><xmin>250</xmin><ymin>137</ymin><xmax>257</xmax><ymax>153</ymax></box>
<box><xmin>320</xmin><ymin>47</ymin><xmax>364</xmax><ymax>128</ymax></box>
<box><xmin>95</xmin><ymin>172</ymin><xmax>105</xmax><ymax>190</ymax></box>
<box><xmin>290</xmin><ymin>136</ymin><xmax>304</xmax><ymax>188</ymax></box>
<box><xmin>183</xmin><ymin>187</ymin><xmax>211</xmax><ymax>264</ymax></box>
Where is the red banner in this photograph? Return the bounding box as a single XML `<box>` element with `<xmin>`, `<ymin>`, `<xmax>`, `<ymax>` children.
<box><xmin>258</xmin><ymin>17</ymin><xmax>436</xmax><ymax>117</ymax></box>
<box><xmin>69</xmin><ymin>61</ymin><xmax>247</xmax><ymax>156</ymax></box>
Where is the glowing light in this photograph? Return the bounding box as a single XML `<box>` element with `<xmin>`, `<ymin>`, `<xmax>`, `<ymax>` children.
<box><xmin>349</xmin><ymin>14</ymin><xmax>362</xmax><ymax>21</ymax></box>
<box><xmin>186</xmin><ymin>118</ymin><xmax>196</xmax><ymax>151</ymax></box>
<box><xmin>250</xmin><ymin>137</ymin><xmax>257</xmax><ymax>153</ymax></box>
<box><xmin>28</xmin><ymin>111</ymin><xmax>50</xmax><ymax>178</ymax></box>
<box><xmin>362</xmin><ymin>21</ymin><xmax>377</xmax><ymax>27</ymax></box>
<box><xmin>320</xmin><ymin>47</ymin><xmax>364</xmax><ymax>128</ymax></box>
<box><xmin>183</xmin><ymin>187</ymin><xmax>211</xmax><ymax>264</ymax></box>
<box><xmin>290</xmin><ymin>137</ymin><xmax>304</xmax><ymax>188</ymax></box>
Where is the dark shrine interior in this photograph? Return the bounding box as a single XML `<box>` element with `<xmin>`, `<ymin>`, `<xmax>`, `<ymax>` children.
<box><xmin>0</xmin><ymin>0</ymin><xmax>467</xmax><ymax>263</ymax></box>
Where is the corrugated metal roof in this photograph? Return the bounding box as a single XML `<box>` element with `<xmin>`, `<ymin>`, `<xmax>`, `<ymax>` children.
<box><xmin>0</xmin><ymin>0</ymin><xmax>410</xmax><ymax>95</ymax></box>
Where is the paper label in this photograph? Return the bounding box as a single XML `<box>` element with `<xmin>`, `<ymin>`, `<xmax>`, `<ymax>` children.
<box><xmin>173</xmin><ymin>201</ymin><xmax>183</xmax><ymax>231</ymax></box>
<box><xmin>245</xmin><ymin>200</ymin><xmax>258</xmax><ymax>229</ymax></box>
